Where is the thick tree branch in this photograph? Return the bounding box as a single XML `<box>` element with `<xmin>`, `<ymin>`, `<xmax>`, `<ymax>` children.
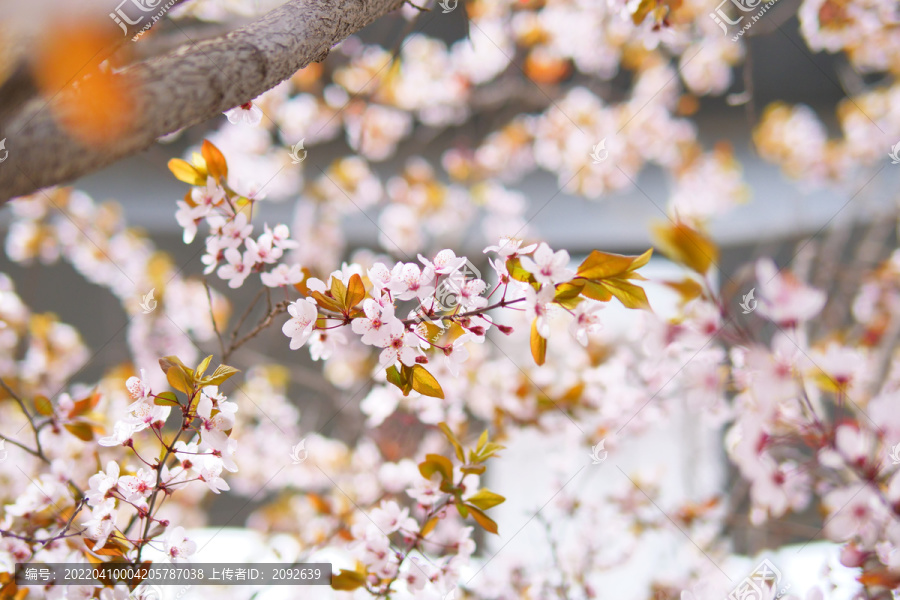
<box><xmin>0</xmin><ymin>0</ymin><xmax>404</xmax><ymax>203</ymax></box>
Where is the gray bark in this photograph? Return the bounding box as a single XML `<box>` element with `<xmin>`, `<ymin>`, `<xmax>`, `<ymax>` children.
<box><xmin>0</xmin><ymin>0</ymin><xmax>405</xmax><ymax>203</ymax></box>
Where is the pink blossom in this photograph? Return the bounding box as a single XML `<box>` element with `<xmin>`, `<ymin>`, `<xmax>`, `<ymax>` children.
<box><xmin>282</xmin><ymin>298</ymin><xmax>318</xmax><ymax>349</ymax></box>
<box><xmin>756</xmin><ymin>258</ymin><xmax>826</xmax><ymax>327</ymax></box>
<box><xmin>519</xmin><ymin>242</ymin><xmax>574</xmax><ymax>285</ymax></box>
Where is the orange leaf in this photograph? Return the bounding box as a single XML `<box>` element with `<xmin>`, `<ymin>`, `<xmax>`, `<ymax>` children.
<box><xmin>530</xmin><ymin>320</ymin><xmax>547</xmax><ymax>366</ymax></box>
<box><xmin>201</xmin><ymin>140</ymin><xmax>228</xmax><ymax>182</ymax></box>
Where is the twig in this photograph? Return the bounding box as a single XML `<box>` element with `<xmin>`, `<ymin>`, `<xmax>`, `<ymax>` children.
<box><xmin>0</xmin><ymin>377</ymin><xmax>44</xmax><ymax>460</ymax></box>
<box><xmin>203</xmin><ymin>278</ymin><xmax>227</xmax><ymax>359</ymax></box>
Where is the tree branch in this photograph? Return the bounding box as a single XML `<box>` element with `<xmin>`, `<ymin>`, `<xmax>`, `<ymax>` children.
<box><xmin>0</xmin><ymin>0</ymin><xmax>404</xmax><ymax>203</ymax></box>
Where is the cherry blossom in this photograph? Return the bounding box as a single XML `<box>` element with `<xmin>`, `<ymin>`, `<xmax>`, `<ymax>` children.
<box><xmin>569</xmin><ymin>301</ymin><xmax>604</xmax><ymax>346</ymax></box>
<box><xmin>117</xmin><ymin>468</ymin><xmax>156</xmax><ymax>503</ymax></box>
<box><xmin>217</xmin><ymin>247</ymin><xmax>257</xmax><ymax>288</ymax></box>
<box><xmin>755</xmin><ymin>258</ymin><xmax>827</xmax><ymax>327</ymax></box>
<box><xmin>163</xmin><ymin>526</ymin><xmax>198</xmax><ymax>562</ymax></box>
<box><xmin>519</xmin><ymin>242</ymin><xmax>574</xmax><ymax>285</ymax></box>
<box><xmin>352</xmin><ymin>299</ymin><xmax>404</xmax><ymax>346</ymax></box>
<box><xmin>282</xmin><ymin>298</ymin><xmax>318</xmax><ymax>349</ymax></box>
<box><xmin>86</xmin><ymin>462</ymin><xmax>120</xmax><ymax>507</ymax></box>
<box><xmin>224</xmin><ymin>102</ymin><xmax>264</xmax><ymax>126</ymax></box>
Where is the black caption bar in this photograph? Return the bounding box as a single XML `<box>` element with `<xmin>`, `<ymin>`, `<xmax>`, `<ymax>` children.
<box><xmin>15</xmin><ymin>563</ymin><xmax>332</xmax><ymax>586</ymax></box>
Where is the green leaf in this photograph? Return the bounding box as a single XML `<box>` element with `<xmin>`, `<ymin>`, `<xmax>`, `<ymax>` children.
<box><xmin>154</xmin><ymin>391</ymin><xmax>180</xmax><ymax>407</ymax></box>
<box><xmin>439</xmin><ymin>422</ymin><xmax>465</xmax><ymax>462</ymax></box>
<box><xmin>64</xmin><ymin>422</ymin><xmax>94</xmax><ymax>442</ymax></box>
<box><xmin>34</xmin><ymin>395</ymin><xmax>53</xmax><ymax>416</ymax></box>
<box><xmin>411</xmin><ymin>365</ymin><xmax>444</xmax><ymax>399</ymax></box>
<box><xmin>331</xmin><ymin>569</ymin><xmax>366</xmax><ymax>591</ymax></box>
<box><xmin>468</xmin><ymin>505</ymin><xmax>499</xmax><ymax>534</ymax></box>
<box><xmin>580</xmin><ymin>280</ymin><xmax>613</xmax><ymax>302</ymax></box>
<box><xmin>457</xmin><ymin>503</ymin><xmax>469</xmax><ymax>518</ymax></box>
<box><xmin>473</xmin><ymin>441</ymin><xmax>505</xmax><ymax>463</ymax></box>
<box><xmin>460</xmin><ymin>465</ymin><xmax>486</xmax><ymax>476</ymax></box>
<box><xmin>599</xmin><ymin>279</ymin><xmax>652</xmax><ymax>311</ymax></box>
<box><xmin>166</xmin><ymin>364</ymin><xmax>194</xmax><ymax>395</ymax></box>
<box><xmin>195</xmin><ymin>355</ymin><xmax>213</xmax><ymax>379</ymax></box>
<box><xmin>506</xmin><ymin>257</ymin><xmax>536</xmax><ymax>284</ymax></box>
<box><xmin>330</xmin><ymin>276</ymin><xmax>348</xmax><ymax>310</ymax></box>
<box><xmin>467</xmin><ymin>488</ymin><xmax>506</xmax><ymax>510</ymax></box>
<box><xmin>577</xmin><ymin>249</ymin><xmax>652</xmax><ymax>279</ymax></box>
<box><xmin>159</xmin><ymin>356</ymin><xmax>193</xmax><ymax>377</ymax></box>
<box><xmin>419</xmin><ymin>453</ymin><xmax>454</xmax><ymax>482</ymax></box>
<box><xmin>386</xmin><ymin>365</ymin><xmax>406</xmax><ymax>392</ymax></box>
<box><xmin>203</xmin><ymin>364</ymin><xmax>240</xmax><ymax>387</ymax></box>
<box><xmin>476</xmin><ymin>429</ymin><xmax>488</xmax><ymax>453</ymax></box>
<box><xmin>530</xmin><ymin>319</ymin><xmax>547</xmax><ymax>366</ymax></box>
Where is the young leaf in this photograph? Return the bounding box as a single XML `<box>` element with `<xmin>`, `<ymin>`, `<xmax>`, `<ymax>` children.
<box><xmin>167</xmin><ymin>159</ymin><xmax>206</xmax><ymax>186</ymax></box>
<box><xmin>663</xmin><ymin>278</ymin><xmax>704</xmax><ymax>303</ymax></box>
<box><xmin>154</xmin><ymin>392</ymin><xmax>180</xmax><ymax>407</ymax></box>
<box><xmin>201</xmin><ymin>140</ymin><xmax>228</xmax><ymax>182</ymax></box>
<box><xmin>477</xmin><ymin>429</ymin><xmax>488</xmax><ymax>453</ymax></box>
<box><xmin>554</xmin><ymin>280</ymin><xmax>585</xmax><ymax>302</ymax></box>
<box><xmin>580</xmin><ymin>280</ymin><xmax>613</xmax><ymax>302</ymax></box>
<box><xmin>34</xmin><ymin>395</ymin><xmax>53</xmax><ymax>416</ymax></box>
<box><xmin>467</xmin><ymin>489</ymin><xmax>506</xmax><ymax>510</ymax></box>
<box><xmin>506</xmin><ymin>257</ymin><xmax>536</xmax><ymax>284</ymax></box>
<box><xmin>419</xmin><ymin>453</ymin><xmax>454</xmax><ymax>482</ymax></box>
<box><xmin>468</xmin><ymin>506</ymin><xmax>499</xmax><ymax>534</ymax></box>
<box><xmin>438</xmin><ymin>422</ymin><xmax>465</xmax><ymax>462</ymax></box>
<box><xmin>203</xmin><ymin>364</ymin><xmax>240</xmax><ymax>387</ymax></box>
<box><xmin>330</xmin><ymin>276</ymin><xmax>349</xmax><ymax>310</ymax></box>
<box><xmin>530</xmin><ymin>319</ymin><xmax>547</xmax><ymax>366</ymax></box>
<box><xmin>331</xmin><ymin>569</ymin><xmax>367</xmax><ymax>591</ymax></box>
<box><xmin>599</xmin><ymin>279</ymin><xmax>652</xmax><ymax>311</ymax></box>
<box><xmin>195</xmin><ymin>355</ymin><xmax>213</xmax><ymax>380</ymax></box>
<box><xmin>651</xmin><ymin>221</ymin><xmax>718</xmax><ymax>274</ymax></box>
<box><xmin>385</xmin><ymin>365</ymin><xmax>406</xmax><ymax>392</ymax></box>
<box><xmin>411</xmin><ymin>365</ymin><xmax>444</xmax><ymax>399</ymax></box>
<box><xmin>310</xmin><ymin>291</ymin><xmax>343</xmax><ymax>313</ymax></box>
<box><xmin>460</xmin><ymin>465</ymin><xmax>487</xmax><ymax>476</ymax></box>
<box><xmin>166</xmin><ymin>365</ymin><xmax>194</xmax><ymax>395</ymax></box>
<box><xmin>70</xmin><ymin>391</ymin><xmax>101</xmax><ymax>417</ymax></box>
<box><xmin>64</xmin><ymin>422</ymin><xmax>94</xmax><ymax>442</ymax></box>
<box><xmin>577</xmin><ymin>249</ymin><xmax>652</xmax><ymax>279</ymax></box>
<box><xmin>159</xmin><ymin>356</ymin><xmax>193</xmax><ymax>377</ymax></box>
<box><xmin>420</xmin><ymin>516</ymin><xmax>439</xmax><ymax>537</ymax></box>
<box><xmin>346</xmin><ymin>273</ymin><xmax>366</xmax><ymax>309</ymax></box>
